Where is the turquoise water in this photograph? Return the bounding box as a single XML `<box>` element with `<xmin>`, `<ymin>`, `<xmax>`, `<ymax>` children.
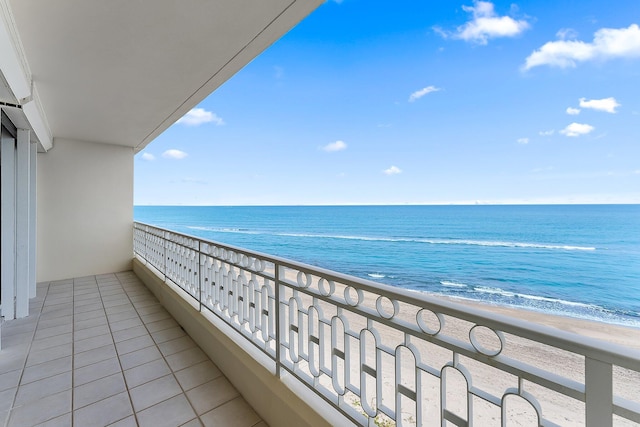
<box><xmin>134</xmin><ymin>205</ymin><xmax>640</xmax><ymax>327</ymax></box>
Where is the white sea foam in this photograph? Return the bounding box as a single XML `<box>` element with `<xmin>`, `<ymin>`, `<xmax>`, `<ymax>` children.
<box><xmin>368</xmin><ymin>273</ymin><xmax>386</xmax><ymax>279</ymax></box>
<box><xmin>472</xmin><ymin>286</ymin><xmax>598</xmax><ymax>309</ymax></box>
<box><xmin>440</xmin><ymin>281</ymin><xmax>468</xmax><ymax>288</ymax></box>
<box><xmin>186</xmin><ymin>227</ymin><xmax>595</xmax><ymax>251</ymax></box>
<box><xmin>187</xmin><ymin>226</ymin><xmax>258</xmax><ymax>234</ymax></box>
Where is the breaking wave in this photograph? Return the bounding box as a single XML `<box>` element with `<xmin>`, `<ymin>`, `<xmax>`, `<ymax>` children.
<box><xmin>186</xmin><ymin>226</ymin><xmax>595</xmax><ymax>251</ymax></box>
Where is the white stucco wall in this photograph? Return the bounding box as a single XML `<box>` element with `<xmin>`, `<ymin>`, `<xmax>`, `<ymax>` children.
<box><xmin>37</xmin><ymin>138</ymin><xmax>133</xmax><ymax>282</ymax></box>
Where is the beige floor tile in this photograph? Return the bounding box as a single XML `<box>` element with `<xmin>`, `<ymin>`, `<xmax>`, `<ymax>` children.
<box><xmin>73</xmin><ymin>391</ymin><xmax>133</xmax><ymax>426</ymax></box>
<box><xmin>186</xmin><ymin>376</ymin><xmax>238</xmax><ymax>415</ymax></box>
<box><xmin>101</xmin><ymin>291</ymin><xmax>128</xmax><ymax>300</ymax></box>
<box><xmin>101</xmin><ymin>289</ymin><xmax>127</xmax><ymax>297</ymax></box>
<box><xmin>31</xmin><ymin>333</ymin><xmax>73</xmax><ymax>352</ymax></box>
<box><xmin>41</xmin><ymin>304</ymin><xmax>73</xmax><ymax>317</ymax></box>
<box><xmin>74</xmin><ymin>357</ymin><xmax>122</xmax><ymax>387</ymax></box>
<box><xmin>1</xmin><ymin>272</ymin><xmax>266</xmax><ymax>427</ymax></box>
<box><xmin>166</xmin><ymin>347</ymin><xmax>208</xmax><ymax>372</ymax></box>
<box><xmin>39</xmin><ymin>310</ymin><xmax>73</xmax><ymax>322</ymax></box>
<box><xmin>123</xmin><ymin>358</ymin><xmax>172</xmax><ymax>388</ymax></box>
<box><xmin>119</xmin><ymin>345</ymin><xmax>163</xmax><ymax>370</ymax></box>
<box><xmin>140</xmin><ymin>310</ymin><xmax>173</xmax><ymax>324</ymax></box>
<box><xmin>21</xmin><ymin>356</ymin><xmax>72</xmax><ymax>384</ymax></box>
<box><xmin>74</xmin><ymin>291</ymin><xmax>101</xmax><ymax>301</ymax></box>
<box><xmin>110</xmin><ymin>317</ymin><xmax>144</xmax><ymax>332</ymax></box>
<box><xmin>37</xmin><ymin>315</ymin><xmax>73</xmax><ymax>330</ymax></box>
<box><xmin>74</xmin><ymin>333</ymin><xmax>114</xmax><ymax>354</ymax></box>
<box><xmin>151</xmin><ymin>326</ymin><xmax>187</xmax><ymax>344</ymax></box>
<box><xmin>107</xmin><ymin>415</ymin><xmax>138</xmax><ymax>426</ymax></box>
<box><xmin>130</xmin><ymin>374</ymin><xmax>183</xmax><ymax>412</ymax></box>
<box><xmin>33</xmin><ymin>323</ymin><xmax>73</xmax><ymax>340</ymax></box>
<box><xmin>0</xmin><ymin>352</ymin><xmax>28</xmax><ymax>373</ymax></box>
<box><xmin>0</xmin><ymin>369</ymin><xmax>21</xmax><ymax>393</ymax></box>
<box><xmin>75</xmin><ymin>302</ymin><xmax>104</xmax><ymax>314</ymax></box>
<box><xmin>73</xmin><ymin>323</ymin><xmax>111</xmax><ymax>341</ymax></box>
<box><xmin>2</xmin><ymin>333</ymin><xmax>33</xmax><ymax>349</ymax></box>
<box><xmin>174</xmin><ymin>360</ymin><xmax>222</xmax><ymax>391</ymax></box>
<box><xmin>7</xmin><ymin>389</ymin><xmax>71</xmax><ymax>427</ymax></box>
<box><xmin>200</xmin><ymin>397</ymin><xmax>261</xmax><ymax>427</ymax></box>
<box><xmin>74</xmin><ymin>315</ymin><xmax>108</xmax><ymax>330</ymax></box>
<box><xmin>106</xmin><ymin>304</ymin><xmax>137</xmax><ymax>316</ymax></box>
<box><xmin>103</xmin><ymin>299</ymin><xmax>131</xmax><ymax>309</ymax></box>
<box><xmin>14</xmin><ymin>371</ymin><xmax>72</xmax><ymax>406</ymax></box>
<box><xmin>157</xmin><ymin>335</ymin><xmax>197</xmax><ymax>357</ymax></box>
<box><xmin>32</xmin><ymin>412</ymin><xmax>72</xmax><ymax>426</ymax></box>
<box><xmin>145</xmin><ymin>318</ymin><xmax>179</xmax><ymax>333</ymax></box>
<box><xmin>26</xmin><ymin>342</ymin><xmax>72</xmax><ymax>367</ymax></box>
<box><xmin>44</xmin><ymin>295</ymin><xmax>72</xmax><ymax>305</ymax></box>
<box><xmin>116</xmin><ymin>334</ymin><xmax>155</xmax><ymax>355</ymax></box>
<box><xmin>107</xmin><ymin>309</ymin><xmax>139</xmax><ymax>323</ymax></box>
<box><xmin>136</xmin><ymin>394</ymin><xmax>197</xmax><ymax>427</ymax></box>
<box><xmin>73</xmin><ymin>372</ymin><xmax>127</xmax><ymax>409</ymax></box>
<box><xmin>135</xmin><ymin>303</ymin><xmax>165</xmax><ymax>316</ymax></box>
<box><xmin>112</xmin><ymin>325</ymin><xmax>149</xmax><ymax>343</ymax></box>
<box><xmin>74</xmin><ymin>344</ymin><xmax>117</xmax><ymax>369</ymax></box>
<box><xmin>0</xmin><ymin>388</ymin><xmax>17</xmax><ymax>412</ymax></box>
<box><xmin>74</xmin><ymin>309</ymin><xmax>107</xmax><ymax>322</ymax></box>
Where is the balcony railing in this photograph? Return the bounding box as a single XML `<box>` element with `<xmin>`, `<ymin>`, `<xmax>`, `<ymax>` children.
<box><xmin>133</xmin><ymin>222</ymin><xmax>640</xmax><ymax>427</ymax></box>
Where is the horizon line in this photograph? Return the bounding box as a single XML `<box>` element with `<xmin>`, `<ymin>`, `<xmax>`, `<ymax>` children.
<box><xmin>134</xmin><ymin>202</ymin><xmax>640</xmax><ymax>207</ymax></box>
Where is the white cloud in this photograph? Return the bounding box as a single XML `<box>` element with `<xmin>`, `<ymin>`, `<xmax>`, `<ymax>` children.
<box><xmin>162</xmin><ymin>149</ymin><xmax>188</xmax><ymax>159</ymax></box>
<box><xmin>566</xmin><ymin>107</ymin><xmax>581</xmax><ymax>115</ymax></box>
<box><xmin>523</xmin><ymin>24</ymin><xmax>640</xmax><ymax>70</ymax></box>
<box><xmin>176</xmin><ymin>108</ymin><xmax>225</xmax><ymax>126</ymax></box>
<box><xmin>439</xmin><ymin>1</ymin><xmax>529</xmax><ymax>45</ymax></box>
<box><xmin>409</xmin><ymin>86</ymin><xmax>441</xmax><ymax>102</ymax></box>
<box><xmin>321</xmin><ymin>140</ymin><xmax>347</xmax><ymax>152</ymax></box>
<box><xmin>539</xmin><ymin>130</ymin><xmax>555</xmax><ymax>136</ymax></box>
<box><xmin>141</xmin><ymin>153</ymin><xmax>155</xmax><ymax>161</ymax></box>
<box><xmin>556</xmin><ymin>28</ymin><xmax>578</xmax><ymax>40</ymax></box>
<box><xmin>383</xmin><ymin>165</ymin><xmax>402</xmax><ymax>175</ymax></box>
<box><xmin>579</xmin><ymin>97</ymin><xmax>620</xmax><ymax>113</ymax></box>
<box><xmin>560</xmin><ymin>122</ymin><xmax>595</xmax><ymax>137</ymax></box>
<box><xmin>517</xmin><ymin>137</ymin><xmax>529</xmax><ymax>144</ymax></box>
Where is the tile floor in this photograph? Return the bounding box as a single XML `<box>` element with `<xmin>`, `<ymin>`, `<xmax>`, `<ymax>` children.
<box><xmin>0</xmin><ymin>271</ymin><xmax>267</xmax><ymax>427</ymax></box>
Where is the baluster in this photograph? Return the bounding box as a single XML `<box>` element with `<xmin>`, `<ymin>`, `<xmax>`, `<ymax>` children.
<box><xmin>585</xmin><ymin>357</ymin><xmax>612</xmax><ymax>427</ymax></box>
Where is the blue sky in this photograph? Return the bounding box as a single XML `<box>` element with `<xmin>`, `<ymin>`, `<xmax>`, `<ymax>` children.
<box><xmin>135</xmin><ymin>0</ymin><xmax>640</xmax><ymax>205</ymax></box>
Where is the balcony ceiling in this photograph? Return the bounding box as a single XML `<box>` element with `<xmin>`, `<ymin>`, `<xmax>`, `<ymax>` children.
<box><xmin>8</xmin><ymin>0</ymin><xmax>321</xmax><ymax>152</ymax></box>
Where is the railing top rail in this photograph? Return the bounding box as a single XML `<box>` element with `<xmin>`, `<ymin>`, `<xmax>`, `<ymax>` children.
<box><xmin>133</xmin><ymin>221</ymin><xmax>640</xmax><ymax>368</ymax></box>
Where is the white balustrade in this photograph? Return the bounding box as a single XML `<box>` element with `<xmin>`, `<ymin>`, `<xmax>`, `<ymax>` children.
<box><xmin>133</xmin><ymin>222</ymin><xmax>640</xmax><ymax>427</ymax></box>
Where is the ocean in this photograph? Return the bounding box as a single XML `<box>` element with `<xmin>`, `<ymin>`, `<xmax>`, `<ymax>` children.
<box><xmin>134</xmin><ymin>205</ymin><xmax>640</xmax><ymax>327</ymax></box>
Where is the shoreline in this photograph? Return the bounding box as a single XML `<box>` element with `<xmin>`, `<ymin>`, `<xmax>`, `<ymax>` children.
<box><xmin>436</xmin><ymin>293</ymin><xmax>640</xmax><ymax>350</ymax></box>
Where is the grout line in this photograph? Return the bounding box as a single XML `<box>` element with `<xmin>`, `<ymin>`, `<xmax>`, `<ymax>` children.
<box><xmin>120</xmin><ymin>271</ymin><xmax>266</xmax><ymax>426</ymax></box>
<box><xmin>6</xmin><ymin>282</ymin><xmax>46</xmax><ymax>418</ymax></box>
<box><xmin>116</xmin><ymin>271</ymin><xmax>204</xmax><ymax>423</ymax></box>
<box><xmin>71</xmin><ymin>277</ymin><xmax>76</xmax><ymax>427</ymax></box>
<box><xmin>94</xmin><ymin>274</ymin><xmax>140</xmax><ymax>426</ymax></box>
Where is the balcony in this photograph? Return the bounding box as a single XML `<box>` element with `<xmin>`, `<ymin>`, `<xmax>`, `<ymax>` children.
<box><xmin>1</xmin><ymin>3</ymin><xmax>639</xmax><ymax>425</ymax></box>
<box><xmin>0</xmin><ymin>271</ymin><xmax>266</xmax><ymax>427</ymax></box>
<box><xmin>1</xmin><ymin>223</ymin><xmax>638</xmax><ymax>426</ymax></box>
<box><xmin>131</xmin><ymin>222</ymin><xmax>640</xmax><ymax>427</ymax></box>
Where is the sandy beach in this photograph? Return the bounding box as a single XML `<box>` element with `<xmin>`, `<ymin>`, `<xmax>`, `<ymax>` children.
<box><xmin>274</xmin><ymin>267</ymin><xmax>640</xmax><ymax>426</ymax></box>
<box><xmin>434</xmin><ymin>296</ymin><xmax>640</xmax><ymax>426</ymax></box>
<box><xmin>448</xmin><ymin>297</ymin><xmax>640</xmax><ymax>350</ymax></box>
